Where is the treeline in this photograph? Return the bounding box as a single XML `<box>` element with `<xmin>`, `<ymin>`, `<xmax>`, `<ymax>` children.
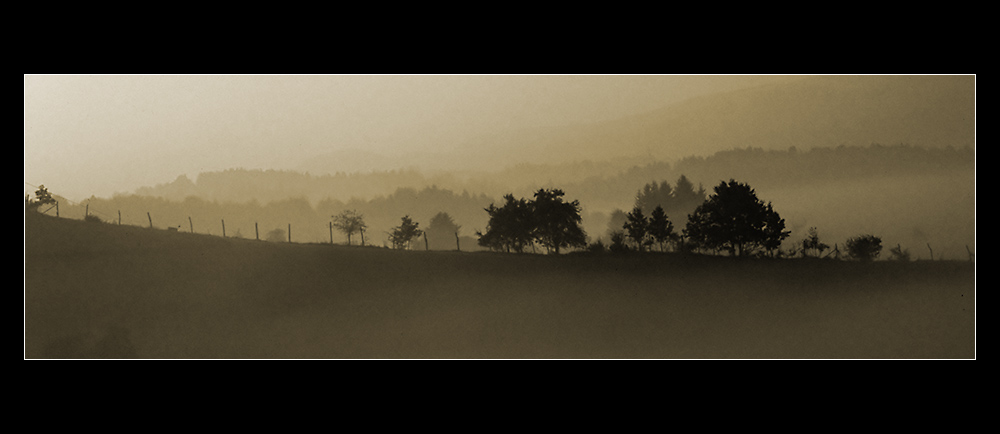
<box><xmin>134</xmin><ymin>168</ymin><xmax>443</xmax><ymax>205</ymax></box>
<box><xmin>57</xmin><ymin>185</ymin><xmax>495</xmax><ymax>249</ymax></box>
<box><xmin>478</xmin><ymin>179</ymin><xmax>940</xmax><ymax>262</ymax></box>
<box><xmin>129</xmin><ymin>144</ymin><xmax>972</xmax><ymax>213</ymax></box>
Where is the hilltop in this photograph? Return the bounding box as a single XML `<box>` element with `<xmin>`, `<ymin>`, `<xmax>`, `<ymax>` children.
<box><xmin>411</xmin><ymin>75</ymin><xmax>977</xmax><ymax>171</ymax></box>
<box><xmin>25</xmin><ymin>212</ymin><xmax>974</xmax><ymax>358</ymax></box>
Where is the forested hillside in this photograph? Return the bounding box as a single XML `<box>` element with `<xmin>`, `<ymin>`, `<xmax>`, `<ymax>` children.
<box><xmin>57</xmin><ymin>144</ymin><xmax>973</xmax><ymax>256</ymax></box>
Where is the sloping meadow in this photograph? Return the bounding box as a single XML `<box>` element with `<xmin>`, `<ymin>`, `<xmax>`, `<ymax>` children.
<box><xmin>25</xmin><ymin>213</ymin><xmax>975</xmax><ymax>359</ymax></box>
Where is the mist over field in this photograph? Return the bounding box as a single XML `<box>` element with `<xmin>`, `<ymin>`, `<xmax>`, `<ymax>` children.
<box><xmin>24</xmin><ymin>75</ymin><xmax>976</xmax><ymax>359</ymax></box>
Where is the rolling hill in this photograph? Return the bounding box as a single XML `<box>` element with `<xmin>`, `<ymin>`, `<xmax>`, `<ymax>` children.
<box><xmin>24</xmin><ymin>212</ymin><xmax>975</xmax><ymax>359</ymax></box>
<box><xmin>439</xmin><ymin>75</ymin><xmax>975</xmax><ymax>170</ymax></box>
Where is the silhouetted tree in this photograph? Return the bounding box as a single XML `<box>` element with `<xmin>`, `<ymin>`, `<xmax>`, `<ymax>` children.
<box><xmin>478</xmin><ymin>189</ymin><xmax>586</xmax><ymax>254</ymax></box>
<box><xmin>647</xmin><ymin>205</ymin><xmax>677</xmax><ymax>252</ymax></box>
<box><xmin>846</xmin><ymin>235</ymin><xmax>883</xmax><ymax>262</ymax></box>
<box><xmin>531</xmin><ymin>188</ymin><xmax>586</xmax><ymax>254</ymax></box>
<box><xmin>801</xmin><ymin>227</ymin><xmax>830</xmax><ymax>258</ymax></box>
<box><xmin>623</xmin><ymin>206</ymin><xmax>651</xmax><ymax>252</ymax></box>
<box><xmin>477</xmin><ymin>195</ymin><xmax>535</xmax><ymax>253</ymax></box>
<box><xmin>26</xmin><ymin>185</ymin><xmax>56</xmax><ymax>212</ymax></box>
<box><xmin>684</xmin><ymin>179</ymin><xmax>790</xmax><ymax>257</ymax></box>
<box><xmin>426</xmin><ymin>212</ymin><xmax>461</xmax><ymax>250</ymax></box>
<box><xmin>389</xmin><ymin>215</ymin><xmax>423</xmax><ymax>250</ymax></box>
<box><xmin>332</xmin><ymin>209</ymin><xmax>367</xmax><ymax>245</ymax></box>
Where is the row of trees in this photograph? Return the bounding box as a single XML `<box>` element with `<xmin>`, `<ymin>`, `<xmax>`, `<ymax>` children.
<box><xmin>476</xmin><ymin>189</ymin><xmax>587</xmax><ymax>254</ymax></box>
<box><xmin>477</xmin><ymin>178</ymin><xmax>896</xmax><ymax>262</ymax></box>
<box><xmin>331</xmin><ymin>209</ymin><xmax>463</xmax><ymax>250</ymax></box>
<box><xmin>608</xmin><ymin>180</ymin><xmax>790</xmax><ymax>257</ymax></box>
<box><xmin>28</xmin><ymin>179</ymin><xmax>897</xmax><ymax>261</ymax></box>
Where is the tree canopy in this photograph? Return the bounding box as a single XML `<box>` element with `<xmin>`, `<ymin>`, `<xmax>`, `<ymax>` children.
<box><xmin>477</xmin><ymin>195</ymin><xmax>535</xmax><ymax>253</ymax></box>
<box><xmin>684</xmin><ymin>180</ymin><xmax>790</xmax><ymax>257</ymax></box>
<box><xmin>477</xmin><ymin>188</ymin><xmax>586</xmax><ymax>254</ymax></box>
<box><xmin>332</xmin><ymin>209</ymin><xmax>367</xmax><ymax>245</ymax></box>
<box><xmin>425</xmin><ymin>212</ymin><xmax>461</xmax><ymax>250</ymax></box>
<box><xmin>846</xmin><ymin>234</ymin><xmax>883</xmax><ymax>262</ymax></box>
<box><xmin>389</xmin><ymin>215</ymin><xmax>423</xmax><ymax>250</ymax></box>
<box><xmin>623</xmin><ymin>207</ymin><xmax>651</xmax><ymax>252</ymax></box>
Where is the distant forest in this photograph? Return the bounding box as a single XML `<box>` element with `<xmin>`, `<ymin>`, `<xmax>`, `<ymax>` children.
<box><xmin>52</xmin><ymin>144</ymin><xmax>973</xmax><ymax>253</ymax></box>
<box><xmin>134</xmin><ymin>144</ymin><xmax>973</xmax><ymax>210</ymax></box>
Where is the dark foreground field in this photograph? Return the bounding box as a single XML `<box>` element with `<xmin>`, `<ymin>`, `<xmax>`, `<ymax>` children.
<box><xmin>24</xmin><ymin>214</ymin><xmax>975</xmax><ymax>359</ymax></box>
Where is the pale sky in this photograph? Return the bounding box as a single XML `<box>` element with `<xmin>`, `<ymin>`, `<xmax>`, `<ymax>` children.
<box><xmin>25</xmin><ymin>75</ymin><xmax>793</xmax><ymax>201</ymax></box>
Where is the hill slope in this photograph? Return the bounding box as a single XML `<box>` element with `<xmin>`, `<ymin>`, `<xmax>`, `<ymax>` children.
<box><xmin>458</xmin><ymin>75</ymin><xmax>975</xmax><ymax>168</ymax></box>
<box><xmin>25</xmin><ymin>213</ymin><xmax>975</xmax><ymax>358</ymax></box>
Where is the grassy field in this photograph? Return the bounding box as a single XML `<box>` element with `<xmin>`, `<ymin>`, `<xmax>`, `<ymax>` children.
<box><xmin>24</xmin><ymin>213</ymin><xmax>975</xmax><ymax>359</ymax></box>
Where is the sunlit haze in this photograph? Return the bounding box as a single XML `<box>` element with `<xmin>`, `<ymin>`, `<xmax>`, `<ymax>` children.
<box><xmin>25</xmin><ymin>75</ymin><xmax>798</xmax><ymax>201</ymax></box>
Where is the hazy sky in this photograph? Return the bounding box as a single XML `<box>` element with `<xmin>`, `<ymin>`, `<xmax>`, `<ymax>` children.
<box><xmin>24</xmin><ymin>75</ymin><xmax>795</xmax><ymax>201</ymax></box>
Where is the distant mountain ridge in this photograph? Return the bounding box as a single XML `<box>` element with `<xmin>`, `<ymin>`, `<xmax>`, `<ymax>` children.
<box><xmin>419</xmin><ymin>75</ymin><xmax>976</xmax><ymax>170</ymax></box>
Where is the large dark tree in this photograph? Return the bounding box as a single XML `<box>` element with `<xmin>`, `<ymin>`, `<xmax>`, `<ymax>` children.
<box><xmin>531</xmin><ymin>188</ymin><xmax>587</xmax><ymax>254</ymax></box>
<box><xmin>477</xmin><ymin>189</ymin><xmax>586</xmax><ymax>254</ymax></box>
<box><xmin>477</xmin><ymin>195</ymin><xmax>535</xmax><ymax>253</ymax></box>
<box><xmin>684</xmin><ymin>180</ymin><xmax>790</xmax><ymax>257</ymax></box>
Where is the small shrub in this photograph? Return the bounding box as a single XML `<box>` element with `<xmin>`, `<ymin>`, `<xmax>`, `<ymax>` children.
<box><xmin>609</xmin><ymin>231</ymin><xmax>630</xmax><ymax>253</ymax></box>
<box><xmin>265</xmin><ymin>228</ymin><xmax>286</xmax><ymax>242</ymax></box>
<box><xmin>889</xmin><ymin>244</ymin><xmax>911</xmax><ymax>262</ymax></box>
<box><xmin>84</xmin><ymin>214</ymin><xmax>103</xmax><ymax>223</ymax></box>
<box><xmin>846</xmin><ymin>234</ymin><xmax>883</xmax><ymax>262</ymax></box>
<box><xmin>586</xmin><ymin>239</ymin><xmax>607</xmax><ymax>253</ymax></box>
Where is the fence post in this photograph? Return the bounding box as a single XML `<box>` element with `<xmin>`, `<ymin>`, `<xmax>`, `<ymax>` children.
<box><xmin>222</xmin><ymin>219</ymin><xmax>226</xmax><ymax>238</ymax></box>
<box><xmin>329</xmin><ymin>222</ymin><xmax>333</xmax><ymax>244</ymax></box>
<box><xmin>288</xmin><ymin>223</ymin><xmax>291</xmax><ymax>243</ymax></box>
<box><xmin>118</xmin><ymin>210</ymin><xmax>122</xmax><ymax>225</ymax></box>
<box><xmin>255</xmin><ymin>222</ymin><xmax>259</xmax><ymax>240</ymax></box>
<box><xmin>360</xmin><ymin>228</ymin><xmax>365</xmax><ymax>246</ymax></box>
<box><xmin>56</xmin><ymin>201</ymin><xmax>59</xmax><ymax>217</ymax></box>
<box><xmin>147</xmin><ymin>212</ymin><xmax>153</xmax><ymax>229</ymax></box>
<box><xmin>456</xmin><ymin>231</ymin><xmax>461</xmax><ymax>251</ymax></box>
<box><xmin>927</xmin><ymin>243</ymin><xmax>934</xmax><ymax>261</ymax></box>
<box><xmin>85</xmin><ymin>203</ymin><xmax>89</xmax><ymax>218</ymax></box>
<box><xmin>189</xmin><ymin>216</ymin><xmax>194</xmax><ymax>233</ymax></box>
<box><xmin>424</xmin><ymin>232</ymin><xmax>429</xmax><ymax>251</ymax></box>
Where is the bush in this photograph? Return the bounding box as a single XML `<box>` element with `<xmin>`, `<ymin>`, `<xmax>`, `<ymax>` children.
<box><xmin>265</xmin><ymin>228</ymin><xmax>286</xmax><ymax>242</ymax></box>
<box><xmin>586</xmin><ymin>239</ymin><xmax>607</xmax><ymax>253</ymax></box>
<box><xmin>889</xmin><ymin>244</ymin><xmax>911</xmax><ymax>262</ymax></box>
<box><xmin>609</xmin><ymin>231</ymin><xmax>630</xmax><ymax>253</ymax></box>
<box><xmin>846</xmin><ymin>234</ymin><xmax>883</xmax><ymax>262</ymax></box>
<box><xmin>84</xmin><ymin>214</ymin><xmax>104</xmax><ymax>223</ymax></box>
